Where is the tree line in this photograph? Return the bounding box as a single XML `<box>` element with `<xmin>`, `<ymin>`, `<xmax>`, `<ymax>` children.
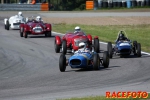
<box><xmin>49</xmin><ymin>0</ymin><xmax>86</xmax><ymax>10</ymax></box>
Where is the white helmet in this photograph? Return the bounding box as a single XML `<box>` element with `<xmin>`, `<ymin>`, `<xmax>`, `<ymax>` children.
<box><xmin>36</xmin><ymin>16</ymin><xmax>42</xmax><ymax>21</ymax></box>
<box><xmin>75</xmin><ymin>26</ymin><xmax>81</xmax><ymax>32</ymax></box>
<box><xmin>79</xmin><ymin>42</ymin><xmax>85</xmax><ymax>48</ymax></box>
<box><xmin>18</xmin><ymin>12</ymin><xmax>23</xmax><ymax>16</ymax></box>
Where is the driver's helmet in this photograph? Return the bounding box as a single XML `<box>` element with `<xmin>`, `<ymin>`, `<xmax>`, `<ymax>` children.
<box><xmin>119</xmin><ymin>33</ymin><xmax>125</xmax><ymax>40</ymax></box>
<box><xmin>18</xmin><ymin>11</ymin><xmax>23</xmax><ymax>16</ymax></box>
<box><xmin>74</xmin><ymin>26</ymin><xmax>81</xmax><ymax>33</ymax></box>
<box><xmin>36</xmin><ymin>16</ymin><xmax>42</xmax><ymax>21</ymax></box>
<box><xmin>79</xmin><ymin>42</ymin><xmax>85</xmax><ymax>49</ymax></box>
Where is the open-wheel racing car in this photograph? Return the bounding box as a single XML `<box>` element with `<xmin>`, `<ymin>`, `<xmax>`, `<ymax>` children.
<box><xmin>107</xmin><ymin>30</ymin><xmax>141</xmax><ymax>58</ymax></box>
<box><xmin>54</xmin><ymin>30</ymin><xmax>100</xmax><ymax>54</ymax></box>
<box><xmin>59</xmin><ymin>42</ymin><xmax>109</xmax><ymax>72</ymax></box>
<box><xmin>4</xmin><ymin>12</ymin><xmax>26</xmax><ymax>30</ymax></box>
<box><xmin>20</xmin><ymin>16</ymin><xmax>51</xmax><ymax>38</ymax></box>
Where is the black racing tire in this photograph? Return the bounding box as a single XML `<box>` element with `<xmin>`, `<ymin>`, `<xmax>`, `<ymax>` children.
<box><xmin>137</xmin><ymin>43</ymin><xmax>141</xmax><ymax>57</ymax></box>
<box><xmin>94</xmin><ymin>38</ymin><xmax>99</xmax><ymax>53</ymax></box>
<box><xmin>54</xmin><ymin>39</ymin><xmax>60</xmax><ymax>53</ymax></box>
<box><xmin>45</xmin><ymin>32</ymin><xmax>47</xmax><ymax>37</ymax></box>
<box><xmin>62</xmin><ymin>40</ymin><xmax>67</xmax><ymax>54</ymax></box>
<box><xmin>107</xmin><ymin>42</ymin><xmax>113</xmax><ymax>58</ymax></box>
<box><xmin>103</xmin><ymin>51</ymin><xmax>109</xmax><ymax>68</ymax></box>
<box><xmin>59</xmin><ymin>54</ymin><xmax>66</xmax><ymax>72</ymax></box>
<box><xmin>6</xmin><ymin>20</ymin><xmax>9</xmax><ymax>30</ymax></box>
<box><xmin>93</xmin><ymin>54</ymin><xmax>100</xmax><ymax>70</ymax></box>
<box><xmin>24</xmin><ymin>32</ymin><xmax>28</xmax><ymax>38</ymax></box>
<box><xmin>47</xmin><ymin>31</ymin><xmax>51</xmax><ymax>37</ymax></box>
<box><xmin>133</xmin><ymin>41</ymin><xmax>137</xmax><ymax>55</ymax></box>
<box><xmin>20</xmin><ymin>27</ymin><xmax>24</xmax><ymax>37</ymax></box>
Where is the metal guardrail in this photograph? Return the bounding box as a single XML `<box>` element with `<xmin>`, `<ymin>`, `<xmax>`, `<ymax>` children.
<box><xmin>0</xmin><ymin>4</ymin><xmax>41</xmax><ymax>10</ymax></box>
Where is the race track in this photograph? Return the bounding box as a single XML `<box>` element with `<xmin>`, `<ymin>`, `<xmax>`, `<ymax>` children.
<box><xmin>0</xmin><ymin>12</ymin><xmax>150</xmax><ymax>100</ymax></box>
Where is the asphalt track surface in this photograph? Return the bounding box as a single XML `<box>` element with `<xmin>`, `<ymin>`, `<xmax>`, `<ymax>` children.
<box><xmin>0</xmin><ymin>12</ymin><xmax>150</xmax><ymax>100</ymax></box>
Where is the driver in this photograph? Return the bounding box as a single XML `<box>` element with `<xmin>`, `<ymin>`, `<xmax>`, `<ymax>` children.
<box><xmin>75</xmin><ymin>42</ymin><xmax>91</xmax><ymax>54</ymax></box>
<box><xmin>74</xmin><ymin>26</ymin><xmax>81</xmax><ymax>33</ymax></box>
<box><xmin>116</xmin><ymin>31</ymin><xmax>128</xmax><ymax>42</ymax></box>
<box><xmin>36</xmin><ymin>16</ymin><xmax>42</xmax><ymax>22</ymax></box>
<box><xmin>18</xmin><ymin>11</ymin><xmax>23</xmax><ymax>17</ymax></box>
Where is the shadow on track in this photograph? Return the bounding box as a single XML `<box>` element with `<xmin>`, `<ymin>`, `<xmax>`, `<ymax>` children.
<box><xmin>64</xmin><ymin>66</ymin><xmax>121</xmax><ymax>72</ymax></box>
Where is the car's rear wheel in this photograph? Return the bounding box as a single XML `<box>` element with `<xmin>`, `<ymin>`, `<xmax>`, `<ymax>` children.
<box><xmin>94</xmin><ymin>38</ymin><xmax>99</xmax><ymax>53</ymax></box>
<box><xmin>103</xmin><ymin>51</ymin><xmax>109</xmax><ymax>68</ymax></box>
<box><xmin>20</xmin><ymin>27</ymin><xmax>24</xmax><ymax>37</ymax></box>
<box><xmin>137</xmin><ymin>43</ymin><xmax>141</xmax><ymax>57</ymax></box>
<box><xmin>59</xmin><ymin>54</ymin><xmax>66</xmax><ymax>72</ymax></box>
<box><xmin>93</xmin><ymin>54</ymin><xmax>100</xmax><ymax>70</ymax></box>
<box><xmin>107</xmin><ymin>42</ymin><xmax>113</xmax><ymax>58</ymax></box>
<box><xmin>6</xmin><ymin>20</ymin><xmax>9</xmax><ymax>30</ymax></box>
<box><xmin>24</xmin><ymin>32</ymin><xmax>28</xmax><ymax>38</ymax></box>
<box><xmin>54</xmin><ymin>39</ymin><xmax>60</xmax><ymax>53</ymax></box>
<box><xmin>62</xmin><ymin>40</ymin><xmax>67</xmax><ymax>54</ymax></box>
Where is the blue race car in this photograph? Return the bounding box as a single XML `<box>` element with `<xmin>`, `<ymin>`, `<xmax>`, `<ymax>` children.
<box><xmin>59</xmin><ymin>47</ymin><xmax>109</xmax><ymax>72</ymax></box>
<box><xmin>107</xmin><ymin>30</ymin><xmax>141</xmax><ymax>58</ymax></box>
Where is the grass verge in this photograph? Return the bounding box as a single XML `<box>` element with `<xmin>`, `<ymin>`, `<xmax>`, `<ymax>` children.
<box><xmin>58</xmin><ymin>93</ymin><xmax>150</xmax><ymax>100</ymax></box>
<box><xmin>52</xmin><ymin>23</ymin><xmax>150</xmax><ymax>52</ymax></box>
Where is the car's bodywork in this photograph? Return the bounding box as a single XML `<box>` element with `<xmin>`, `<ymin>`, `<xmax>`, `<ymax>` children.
<box><xmin>20</xmin><ymin>19</ymin><xmax>51</xmax><ymax>38</ymax></box>
<box><xmin>4</xmin><ymin>15</ymin><xmax>26</xmax><ymax>30</ymax></box>
<box><xmin>54</xmin><ymin>31</ymin><xmax>100</xmax><ymax>54</ymax></box>
<box><xmin>114</xmin><ymin>40</ymin><xmax>132</xmax><ymax>55</ymax></box>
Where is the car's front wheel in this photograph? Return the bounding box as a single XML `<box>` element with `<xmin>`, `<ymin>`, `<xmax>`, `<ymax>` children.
<box><xmin>45</xmin><ymin>31</ymin><xmax>51</xmax><ymax>37</ymax></box>
<box><xmin>24</xmin><ymin>32</ymin><xmax>28</xmax><ymax>38</ymax></box>
<box><xmin>59</xmin><ymin>54</ymin><xmax>66</xmax><ymax>72</ymax></box>
<box><xmin>137</xmin><ymin>43</ymin><xmax>141</xmax><ymax>57</ymax></box>
<box><xmin>103</xmin><ymin>51</ymin><xmax>109</xmax><ymax>68</ymax></box>
<box><xmin>20</xmin><ymin>27</ymin><xmax>24</xmax><ymax>37</ymax></box>
<box><xmin>6</xmin><ymin>20</ymin><xmax>9</xmax><ymax>30</ymax></box>
<box><xmin>93</xmin><ymin>54</ymin><xmax>100</xmax><ymax>70</ymax></box>
<box><xmin>107</xmin><ymin>42</ymin><xmax>113</xmax><ymax>58</ymax></box>
<box><xmin>133</xmin><ymin>41</ymin><xmax>137</xmax><ymax>55</ymax></box>
<box><xmin>47</xmin><ymin>31</ymin><xmax>51</xmax><ymax>37</ymax></box>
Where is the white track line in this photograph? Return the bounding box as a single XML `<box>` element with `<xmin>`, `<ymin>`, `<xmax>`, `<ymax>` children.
<box><xmin>52</xmin><ymin>31</ymin><xmax>150</xmax><ymax>55</ymax></box>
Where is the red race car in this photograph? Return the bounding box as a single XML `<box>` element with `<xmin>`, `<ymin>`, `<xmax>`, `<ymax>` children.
<box><xmin>54</xmin><ymin>30</ymin><xmax>100</xmax><ymax>54</ymax></box>
<box><xmin>20</xmin><ymin>16</ymin><xmax>51</xmax><ymax>38</ymax></box>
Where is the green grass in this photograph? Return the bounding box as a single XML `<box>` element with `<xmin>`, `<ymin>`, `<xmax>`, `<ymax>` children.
<box><xmin>52</xmin><ymin>23</ymin><xmax>150</xmax><ymax>52</ymax></box>
<box><xmin>58</xmin><ymin>93</ymin><xmax>150</xmax><ymax>100</ymax></box>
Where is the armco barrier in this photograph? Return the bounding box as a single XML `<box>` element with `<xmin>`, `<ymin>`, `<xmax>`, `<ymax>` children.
<box><xmin>87</xmin><ymin>0</ymin><xmax>149</xmax><ymax>9</ymax></box>
<box><xmin>0</xmin><ymin>3</ymin><xmax>49</xmax><ymax>11</ymax></box>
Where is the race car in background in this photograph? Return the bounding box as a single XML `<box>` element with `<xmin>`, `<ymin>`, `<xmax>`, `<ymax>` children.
<box><xmin>4</xmin><ymin>12</ymin><xmax>26</xmax><ymax>30</ymax></box>
<box><xmin>107</xmin><ymin>30</ymin><xmax>141</xmax><ymax>58</ymax></box>
<box><xmin>59</xmin><ymin>43</ymin><xmax>109</xmax><ymax>72</ymax></box>
<box><xmin>54</xmin><ymin>30</ymin><xmax>100</xmax><ymax>54</ymax></box>
<box><xmin>19</xmin><ymin>16</ymin><xmax>52</xmax><ymax>38</ymax></box>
